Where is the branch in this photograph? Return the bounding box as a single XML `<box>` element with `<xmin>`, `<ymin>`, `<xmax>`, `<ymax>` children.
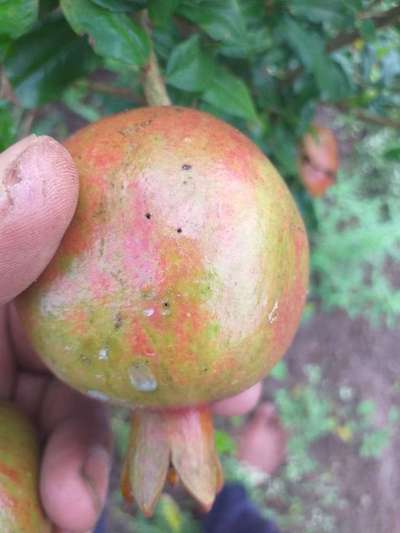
<box><xmin>0</xmin><ymin>67</ymin><xmax>18</xmax><ymax>104</ymax></box>
<box><xmin>140</xmin><ymin>11</ymin><xmax>171</xmax><ymax>106</ymax></box>
<box><xmin>283</xmin><ymin>5</ymin><xmax>400</xmax><ymax>84</ymax></box>
<box><xmin>85</xmin><ymin>81</ymin><xmax>142</xmax><ymax>103</ymax></box>
<box><xmin>327</xmin><ymin>5</ymin><xmax>400</xmax><ymax>53</ymax></box>
<box><xmin>18</xmin><ymin>110</ymin><xmax>36</xmax><ymax>139</ymax></box>
<box><xmin>335</xmin><ymin>105</ymin><xmax>400</xmax><ymax>129</ymax></box>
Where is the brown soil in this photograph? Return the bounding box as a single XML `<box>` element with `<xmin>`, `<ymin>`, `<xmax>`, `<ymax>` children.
<box><xmin>282</xmin><ymin>309</ymin><xmax>400</xmax><ymax>533</ymax></box>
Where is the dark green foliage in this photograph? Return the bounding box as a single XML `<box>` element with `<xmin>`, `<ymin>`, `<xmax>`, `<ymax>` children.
<box><xmin>4</xmin><ymin>15</ymin><xmax>96</xmax><ymax>108</ymax></box>
<box><xmin>0</xmin><ymin>1</ymin><xmax>399</xmax><ymax>318</ymax></box>
<box><xmin>0</xmin><ymin>0</ymin><xmax>38</xmax><ymax>39</ymax></box>
<box><xmin>0</xmin><ymin>100</ymin><xmax>18</xmax><ymax>150</ymax></box>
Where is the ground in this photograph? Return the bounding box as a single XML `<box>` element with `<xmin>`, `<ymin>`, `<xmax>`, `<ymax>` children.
<box><xmin>284</xmin><ymin>308</ymin><xmax>400</xmax><ymax>533</ymax></box>
<box><xmin>107</xmin><ymin>306</ymin><xmax>400</xmax><ymax>533</ymax></box>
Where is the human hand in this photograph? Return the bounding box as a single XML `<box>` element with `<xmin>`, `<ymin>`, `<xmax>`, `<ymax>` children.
<box><xmin>0</xmin><ymin>135</ymin><xmax>112</xmax><ymax>533</ymax></box>
<box><xmin>0</xmin><ymin>135</ymin><xmax>261</xmax><ymax>532</ymax></box>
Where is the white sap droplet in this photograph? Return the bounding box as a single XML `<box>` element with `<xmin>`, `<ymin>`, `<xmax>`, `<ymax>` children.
<box><xmin>268</xmin><ymin>301</ymin><xmax>279</xmax><ymax>324</ymax></box>
<box><xmin>143</xmin><ymin>308</ymin><xmax>155</xmax><ymax>317</ymax></box>
<box><xmin>98</xmin><ymin>347</ymin><xmax>109</xmax><ymax>360</ymax></box>
<box><xmin>87</xmin><ymin>390</ymin><xmax>109</xmax><ymax>401</ymax></box>
<box><xmin>129</xmin><ymin>363</ymin><xmax>157</xmax><ymax>392</ymax></box>
<box><xmin>161</xmin><ymin>308</ymin><xmax>171</xmax><ymax>316</ymax></box>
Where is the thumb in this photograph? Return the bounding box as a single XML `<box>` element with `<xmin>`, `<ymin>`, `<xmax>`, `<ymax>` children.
<box><xmin>0</xmin><ymin>135</ymin><xmax>78</xmax><ymax>304</ymax></box>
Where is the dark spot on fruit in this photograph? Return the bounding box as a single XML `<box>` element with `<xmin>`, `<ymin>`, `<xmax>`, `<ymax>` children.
<box><xmin>183</xmin><ymin>181</ymin><xmax>187</xmax><ymax>185</ymax></box>
<box><xmin>114</xmin><ymin>312</ymin><xmax>123</xmax><ymax>329</ymax></box>
<box><xmin>119</xmin><ymin>120</ymin><xmax>153</xmax><ymax>137</ymax></box>
<box><xmin>163</xmin><ymin>301</ymin><xmax>170</xmax><ymax>308</ymax></box>
<box><xmin>145</xmin><ymin>212</ymin><xmax>152</xmax><ymax>219</ymax></box>
<box><xmin>80</xmin><ymin>354</ymin><xmax>91</xmax><ymax>366</ymax></box>
<box><xmin>99</xmin><ymin>237</ymin><xmax>105</xmax><ymax>257</ymax></box>
<box><xmin>177</xmin><ymin>228</ymin><xmax>182</xmax><ymax>233</ymax></box>
<box><xmin>182</xmin><ymin>164</ymin><xmax>192</xmax><ymax>171</ymax></box>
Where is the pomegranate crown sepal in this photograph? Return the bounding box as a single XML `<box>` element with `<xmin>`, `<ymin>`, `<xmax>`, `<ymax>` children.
<box><xmin>121</xmin><ymin>406</ymin><xmax>223</xmax><ymax>516</ymax></box>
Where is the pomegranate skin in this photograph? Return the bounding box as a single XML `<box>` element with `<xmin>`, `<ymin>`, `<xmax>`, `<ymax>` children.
<box><xmin>0</xmin><ymin>403</ymin><xmax>51</xmax><ymax>532</ymax></box>
<box><xmin>17</xmin><ymin>107</ymin><xmax>308</xmax><ymax>408</ymax></box>
<box><xmin>299</xmin><ymin>125</ymin><xmax>339</xmax><ymax>197</ymax></box>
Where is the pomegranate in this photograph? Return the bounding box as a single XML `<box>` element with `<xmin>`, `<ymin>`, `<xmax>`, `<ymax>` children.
<box><xmin>0</xmin><ymin>403</ymin><xmax>51</xmax><ymax>532</ymax></box>
<box><xmin>17</xmin><ymin>107</ymin><xmax>308</xmax><ymax>515</ymax></box>
<box><xmin>299</xmin><ymin>125</ymin><xmax>339</xmax><ymax>197</ymax></box>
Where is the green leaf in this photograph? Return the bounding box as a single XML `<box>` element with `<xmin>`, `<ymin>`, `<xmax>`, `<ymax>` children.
<box><xmin>282</xmin><ymin>17</ymin><xmax>351</xmax><ymax>100</ymax></box>
<box><xmin>358</xmin><ymin>19</ymin><xmax>376</xmax><ymax>41</ymax></box>
<box><xmin>166</xmin><ymin>35</ymin><xmax>214</xmax><ymax>92</ymax></box>
<box><xmin>357</xmin><ymin>400</ymin><xmax>375</xmax><ymax>418</ymax></box>
<box><xmin>360</xmin><ymin>429</ymin><xmax>390</xmax><ymax>458</ymax></box>
<box><xmin>383</xmin><ymin>146</ymin><xmax>400</xmax><ymax>161</ymax></box>
<box><xmin>0</xmin><ymin>0</ymin><xmax>38</xmax><ymax>39</ymax></box>
<box><xmin>4</xmin><ymin>16</ymin><xmax>96</xmax><ymax>108</ymax></box>
<box><xmin>289</xmin><ymin>0</ymin><xmax>353</xmax><ymax>27</ymax></box>
<box><xmin>0</xmin><ymin>100</ymin><xmax>17</xmax><ymax>151</ymax></box>
<box><xmin>60</xmin><ymin>0</ymin><xmax>150</xmax><ymax>67</ymax></box>
<box><xmin>0</xmin><ymin>37</ymin><xmax>11</xmax><ymax>61</ymax></box>
<box><xmin>282</xmin><ymin>17</ymin><xmax>326</xmax><ymax>72</ymax></box>
<box><xmin>62</xmin><ymin>85</ymin><xmax>102</xmax><ymax>123</ymax></box>
<box><xmin>316</xmin><ymin>58</ymin><xmax>351</xmax><ymax>101</ymax></box>
<box><xmin>202</xmin><ymin>67</ymin><xmax>258</xmax><ymax>121</ymax></box>
<box><xmin>148</xmin><ymin>0</ymin><xmax>180</xmax><ymax>27</ymax></box>
<box><xmin>215</xmin><ymin>430</ymin><xmax>237</xmax><ymax>455</ymax></box>
<box><xmin>91</xmin><ymin>0</ymin><xmax>141</xmax><ymax>11</ymax></box>
<box><xmin>179</xmin><ymin>0</ymin><xmax>271</xmax><ymax>58</ymax></box>
<box><xmin>270</xmin><ymin>361</ymin><xmax>288</xmax><ymax>381</ymax></box>
<box><xmin>153</xmin><ymin>21</ymin><xmax>181</xmax><ymax>60</ymax></box>
<box><xmin>159</xmin><ymin>494</ymin><xmax>183</xmax><ymax>533</ymax></box>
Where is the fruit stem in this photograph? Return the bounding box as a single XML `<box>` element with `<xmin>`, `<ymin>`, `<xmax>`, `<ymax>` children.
<box><xmin>140</xmin><ymin>11</ymin><xmax>171</xmax><ymax>107</ymax></box>
<box><xmin>121</xmin><ymin>406</ymin><xmax>223</xmax><ymax>516</ymax></box>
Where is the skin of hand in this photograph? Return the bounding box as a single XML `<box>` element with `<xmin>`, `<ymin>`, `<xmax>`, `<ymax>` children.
<box><xmin>0</xmin><ymin>135</ymin><xmax>261</xmax><ymax>533</ymax></box>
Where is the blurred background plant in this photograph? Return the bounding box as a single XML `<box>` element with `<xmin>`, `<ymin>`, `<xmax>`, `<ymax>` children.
<box><xmin>1</xmin><ymin>1</ymin><xmax>400</xmax><ymax>532</ymax></box>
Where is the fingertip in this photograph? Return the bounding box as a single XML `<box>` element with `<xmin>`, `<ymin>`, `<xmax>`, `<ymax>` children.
<box><xmin>212</xmin><ymin>382</ymin><xmax>262</xmax><ymax>417</ymax></box>
<box><xmin>0</xmin><ymin>136</ymin><xmax>79</xmax><ymax>303</ymax></box>
<box><xmin>41</xmin><ymin>417</ymin><xmax>111</xmax><ymax>532</ymax></box>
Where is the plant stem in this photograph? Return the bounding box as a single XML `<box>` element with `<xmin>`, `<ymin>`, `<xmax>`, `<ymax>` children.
<box><xmin>140</xmin><ymin>11</ymin><xmax>171</xmax><ymax>107</ymax></box>
<box><xmin>334</xmin><ymin>104</ymin><xmax>400</xmax><ymax>129</ymax></box>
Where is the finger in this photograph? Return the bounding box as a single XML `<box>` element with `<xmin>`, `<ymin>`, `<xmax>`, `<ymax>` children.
<box><xmin>41</xmin><ymin>416</ymin><xmax>111</xmax><ymax>532</ymax></box>
<box><xmin>0</xmin><ymin>135</ymin><xmax>78</xmax><ymax>304</ymax></box>
<box><xmin>8</xmin><ymin>302</ymin><xmax>48</xmax><ymax>372</ymax></box>
<box><xmin>39</xmin><ymin>382</ymin><xmax>112</xmax><ymax>532</ymax></box>
<box><xmin>13</xmin><ymin>371</ymin><xmax>49</xmax><ymax>419</ymax></box>
<box><xmin>212</xmin><ymin>382</ymin><xmax>262</xmax><ymax>417</ymax></box>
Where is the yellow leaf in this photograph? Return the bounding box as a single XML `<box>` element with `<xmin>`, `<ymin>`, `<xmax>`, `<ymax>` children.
<box><xmin>160</xmin><ymin>494</ymin><xmax>182</xmax><ymax>533</ymax></box>
<box><xmin>336</xmin><ymin>425</ymin><xmax>352</xmax><ymax>442</ymax></box>
<box><xmin>354</xmin><ymin>38</ymin><xmax>364</xmax><ymax>51</ymax></box>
